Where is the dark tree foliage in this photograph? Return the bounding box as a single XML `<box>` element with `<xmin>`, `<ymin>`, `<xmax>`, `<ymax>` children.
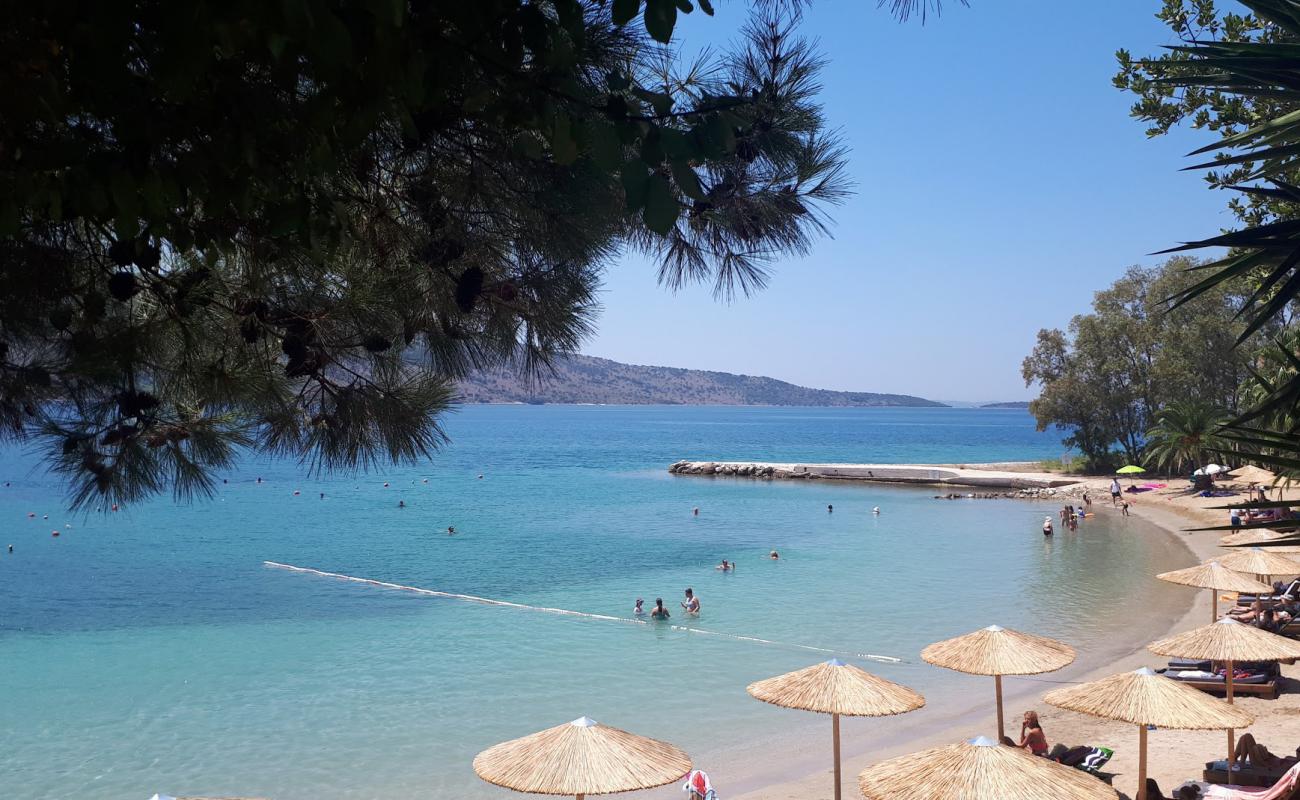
<box><xmin>0</xmin><ymin>1</ymin><xmax>852</xmax><ymax>508</ymax></box>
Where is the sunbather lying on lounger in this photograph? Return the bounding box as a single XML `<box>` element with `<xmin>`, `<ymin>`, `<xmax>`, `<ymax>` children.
<box><xmin>1230</xmin><ymin>600</ymin><xmax>1268</xmax><ymax>624</ymax></box>
<box><xmin>1232</xmin><ymin>734</ymin><xmax>1300</xmax><ymax>772</ymax></box>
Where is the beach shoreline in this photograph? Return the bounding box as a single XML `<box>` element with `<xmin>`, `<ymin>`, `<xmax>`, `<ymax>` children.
<box><xmin>707</xmin><ymin>501</ymin><xmax>1210</xmax><ymax>800</ymax></box>
<box><xmin>647</xmin><ymin>466</ymin><xmax>1295</xmax><ymax>800</ymax></box>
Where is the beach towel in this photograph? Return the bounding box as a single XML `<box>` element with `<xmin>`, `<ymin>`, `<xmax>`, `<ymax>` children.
<box><xmin>1204</xmin><ymin>761</ymin><xmax>1300</xmax><ymax>798</ymax></box>
<box><xmin>683</xmin><ymin>769</ymin><xmax>717</xmax><ymax>800</ymax></box>
<box><xmin>1081</xmin><ymin>747</ymin><xmax>1113</xmax><ymax>774</ymax></box>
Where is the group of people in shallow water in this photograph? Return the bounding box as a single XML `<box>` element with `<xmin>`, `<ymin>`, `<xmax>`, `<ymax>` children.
<box><xmin>634</xmin><ymin>588</ymin><xmax>701</xmax><ymax>620</ymax></box>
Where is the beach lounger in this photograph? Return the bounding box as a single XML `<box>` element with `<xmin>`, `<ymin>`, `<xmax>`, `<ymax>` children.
<box><xmin>1157</xmin><ymin>669</ymin><xmax>1280</xmax><ymax>699</ymax></box>
<box><xmin>1205</xmin><ymin>758</ymin><xmax>1300</xmax><ymax>787</ymax></box>
<box><xmin>1190</xmin><ymin>760</ymin><xmax>1300</xmax><ymax>797</ymax></box>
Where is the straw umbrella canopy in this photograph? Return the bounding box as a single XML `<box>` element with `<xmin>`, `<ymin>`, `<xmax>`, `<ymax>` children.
<box><xmin>1156</xmin><ymin>561</ymin><xmax>1272</xmax><ymax>624</ymax></box>
<box><xmin>1149</xmin><ymin>617</ymin><xmax>1300</xmax><ymax>771</ymax></box>
<box><xmin>748</xmin><ymin>658</ymin><xmax>924</xmax><ymax>800</ymax></box>
<box><xmin>921</xmin><ymin>625</ymin><xmax>1075</xmax><ymax>741</ymax></box>
<box><xmin>857</xmin><ymin>735</ymin><xmax>1118</xmax><ymax>800</ymax></box>
<box><xmin>1220</xmin><ymin>529</ymin><xmax>1286</xmax><ymax>547</ymax></box>
<box><xmin>1209</xmin><ymin>547</ymin><xmax>1300</xmax><ymax>579</ymax></box>
<box><xmin>1044</xmin><ymin>667</ymin><xmax>1254</xmax><ymax>800</ymax></box>
<box><xmin>472</xmin><ymin>716</ymin><xmax>691</xmax><ymax>800</ymax></box>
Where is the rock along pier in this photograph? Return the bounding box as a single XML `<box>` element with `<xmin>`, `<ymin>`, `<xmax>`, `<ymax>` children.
<box><xmin>667</xmin><ymin>461</ymin><xmax>1078</xmax><ymax>491</ymax></box>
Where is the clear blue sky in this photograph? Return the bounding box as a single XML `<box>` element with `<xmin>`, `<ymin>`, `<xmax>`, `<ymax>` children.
<box><xmin>582</xmin><ymin>0</ymin><xmax>1239</xmax><ymax>402</ymax></box>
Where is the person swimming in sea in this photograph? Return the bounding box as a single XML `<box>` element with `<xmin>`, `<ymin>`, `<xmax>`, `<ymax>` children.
<box><xmin>827</xmin><ymin>504</ymin><xmax>833</xmax><ymax>513</ymax></box>
<box><xmin>447</xmin><ymin>525</ymin><xmax>456</xmax><ymax>535</ymax></box>
<box><xmin>716</xmin><ymin>559</ymin><xmax>731</xmax><ymax>571</ymax></box>
<box><xmin>681</xmin><ymin>588</ymin><xmax>700</xmax><ymax>614</ymax></box>
<box><xmin>693</xmin><ymin>507</ymin><xmax>699</xmax><ymax>516</ymax></box>
<box><xmin>650</xmin><ymin>598</ymin><xmax>670</xmax><ymax>619</ymax></box>
<box><xmin>1042</xmin><ymin>516</ymin><xmax>1054</xmax><ymax>536</ymax></box>
<box><xmin>633</xmin><ymin>598</ymin><xmax>645</xmax><ymax>616</ymax></box>
<box><xmin>398</xmin><ymin>500</ymin><xmax>405</xmax><ymax>508</ymax></box>
<box><xmin>872</xmin><ymin>506</ymin><xmax>880</xmax><ymax>515</ymax></box>
<box><xmin>769</xmin><ymin>550</ymin><xmax>779</xmax><ymax>560</ymax></box>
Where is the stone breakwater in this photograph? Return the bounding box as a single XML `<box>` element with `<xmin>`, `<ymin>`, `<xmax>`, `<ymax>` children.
<box><xmin>667</xmin><ymin>460</ymin><xmax>1079</xmax><ymax>491</ymax></box>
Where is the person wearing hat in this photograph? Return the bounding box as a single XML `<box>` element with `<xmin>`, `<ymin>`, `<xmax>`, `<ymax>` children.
<box><xmin>1042</xmin><ymin>516</ymin><xmax>1054</xmax><ymax>536</ymax></box>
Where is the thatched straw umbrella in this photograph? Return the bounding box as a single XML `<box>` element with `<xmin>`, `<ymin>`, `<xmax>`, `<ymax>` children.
<box><xmin>1149</xmin><ymin>617</ymin><xmax>1300</xmax><ymax>771</ymax></box>
<box><xmin>1220</xmin><ymin>529</ymin><xmax>1286</xmax><ymax>547</ymax></box>
<box><xmin>1156</xmin><ymin>561</ymin><xmax>1272</xmax><ymax>624</ymax></box>
<box><xmin>748</xmin><ymin>658</ymin><xmax>924</xmax><ymax>800</ymax></box>
<box><xmin>857</xmin><ymin>735</ymin><xmax>1118</xmax><ymax>800</ymax></box>
<box><xmin>1044</xmin><ymin>667</ymin><xmax>1254</xmax><ymax>800</ymax></box>
<box><xmin>921</xmin><ymin>624</ymin><xmax>1075</xmax><ymax>741</ymax></box>
<box><xmin>472</xmin><ymin>716</ymin><xmax>691</xmax><ymax>800</ymax></box>
<box><xmin>1209</xmin><ymin>547</ymin><xmax>1300</xmax><ymax>582</ymax></box>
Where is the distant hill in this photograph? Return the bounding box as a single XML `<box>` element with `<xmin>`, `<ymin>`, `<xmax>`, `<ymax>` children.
<box><xmin>455</xmin><ymin>354</ymin><xmax>945</xmax><ymax>407</ymax></box>
<box><xmin>980</xmin><ymin>401</ymin><xmax>1031</xmax><ymax>409</ymax></box>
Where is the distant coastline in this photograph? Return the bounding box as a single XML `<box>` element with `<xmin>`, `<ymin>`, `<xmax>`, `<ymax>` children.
<box><xmin>979</xmin><ymin>400</ymin><xmax>1031</xmax><ymax>409</ymax></box>
<box><xmin>455</xmin><ymin>353</ymin><xmax>946</xmax><ymax>407</ymax></box>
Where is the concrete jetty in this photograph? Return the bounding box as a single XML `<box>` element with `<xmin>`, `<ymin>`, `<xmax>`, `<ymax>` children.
<box><xmin>667</xmin><ymin>460</ymin><xmax>1078</xmax><ymax>490</ymax></box>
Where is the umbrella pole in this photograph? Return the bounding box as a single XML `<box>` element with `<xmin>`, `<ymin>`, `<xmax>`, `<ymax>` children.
<box><xmin>1138</xmin><ymin>723</ymin><xmax>1148</xmax><ymax>800</ymax></box>
<box><xmin>832</xmin><ymin>712</ymin><xmax>841</xmax><ymax>800</ymax></box>
<box><xmin>1211</xmin><ymin>588</ymin><xmax>1217</xmax><ymax>624</ymax></box>
<box><xmin>1227</xmin><ymin>659</ymin><xmax>1236</xmax><ymax>772</ymax></box>
<box><xmin>994</xmin><ymin>674</ymin><xmax>1005</xmax><ymax>741</ymax></box>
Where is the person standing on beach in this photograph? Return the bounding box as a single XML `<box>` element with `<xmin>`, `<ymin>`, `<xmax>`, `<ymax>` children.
<box><xmin>1121</xmin><ymin>500</ymin><xmax>1130</xmax><ymax>516</ymax></box>
<box><xmin>1110</xmin><ymin>478</ymin><xmax>1122</xmax><ymax>506</ymax></box>
<box><xmin>1083</xmin><ymin>490</ymin><xmax>1091</xmax><ymax>509</ymax></box>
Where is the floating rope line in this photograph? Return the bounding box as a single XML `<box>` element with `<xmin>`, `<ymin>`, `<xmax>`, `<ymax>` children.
<box><xmin>264</xmin><ymin>561</ymin><xmax>903</xmax><ymax>664</ymax></box>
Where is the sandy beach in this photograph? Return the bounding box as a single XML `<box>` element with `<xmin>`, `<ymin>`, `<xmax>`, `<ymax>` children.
<box><xmin>685</xmin><ymin>467</ymin><xmax>1300</xmax><ymax>800</ymax></box>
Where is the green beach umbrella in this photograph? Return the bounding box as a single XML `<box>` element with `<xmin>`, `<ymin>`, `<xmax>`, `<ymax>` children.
<box><xmin>1116</xmin><ymin>465</ymin><xmax>1145</xmax><ymax>475</ymax></box>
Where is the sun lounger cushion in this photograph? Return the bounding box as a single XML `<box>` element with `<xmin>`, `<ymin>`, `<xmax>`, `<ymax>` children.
<box><xmin>1170</xmin><ymin>659</ymin><xmax>1213</xmax><ymax>671</ymax></box>
<box><xmin>1234</xmin><ymin>673</ymin><xmax>1271</xmax><ymax>685</ymax></box>
<box><xmin>1167</xmin><ymin>670</ymin><xmax>1221</xmax><ymax>680</ymax></box>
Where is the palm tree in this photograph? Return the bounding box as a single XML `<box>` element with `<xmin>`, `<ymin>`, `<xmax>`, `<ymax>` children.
<box><xmin>1144</xmin><ymin>401</ymin><xmax>1231</xmax><ymax>475</ymax></box>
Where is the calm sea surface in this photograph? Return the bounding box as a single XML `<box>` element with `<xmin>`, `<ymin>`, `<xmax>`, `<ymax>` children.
<box><xmin>0</xmin><ymin>406</ymin><xmax>1187</xmax><ymax>799</ymax></box>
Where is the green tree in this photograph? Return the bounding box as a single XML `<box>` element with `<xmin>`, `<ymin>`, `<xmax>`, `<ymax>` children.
<box><xmin>1113</xmin><ymin>0</ymin><xmax>1300</xmax><ymax>494</ymax></box>
<box><xmin>0</xmin><ymin>1</ymin><xmax>861</xmax><ymax>508</ymax></box>
<box><xmin>1022</xmin><ymin>257</ymin><xmax>1265</xmax><ymax>467</ymax></box>
<box><xmin>1144</xmin><ymin>400</ymin><xmax>1231</xmax><ymax>473</ymax></box>
<box><xmin>1114</xmin><ymin>0</ymin><xmax>1298</xmax><ymax>227</ymax></box>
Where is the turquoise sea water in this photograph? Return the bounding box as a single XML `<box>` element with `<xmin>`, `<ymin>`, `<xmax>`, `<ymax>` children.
<box><xmin>0</xmin><ymin>406</ymin><xmax>1187</xmax><ymax>799</ymax></box>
